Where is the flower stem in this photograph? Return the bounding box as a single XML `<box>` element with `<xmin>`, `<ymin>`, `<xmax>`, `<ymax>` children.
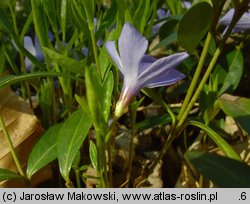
<box><xmin>125</xmin><ymin>104</ymin><xmax>137</xmax><ymax>187</ymax></box>
<box><xmin>176</xmin><ymin>17</ymin><xmax>238</xmax><ymax>130</ymax></box>
<box><xmin>96</xmin><ymin>132</ymin><xmax>107</xmax><ymax>187</ymax></box>
<box><xmin>0</xmin><ymin>115</ymin><xmax>26</xmax><ymax>178</ymax></box>
<box><xmin>177</xmin><ymin>31</ymin><xmax>213</xmax><ymax>121</ymax></box>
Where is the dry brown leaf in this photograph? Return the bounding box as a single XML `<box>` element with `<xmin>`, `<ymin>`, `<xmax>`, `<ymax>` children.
<box><xmin>0</xmin><ymin>87</ymin><xmax>50</xmax><ymax>187</ymax></box>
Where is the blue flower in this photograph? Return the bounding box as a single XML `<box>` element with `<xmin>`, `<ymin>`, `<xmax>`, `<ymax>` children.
<box><xmin>105</xmin><ymin>23</ymin><xmax>189</xmax><ymax>117</ymax></box>
<box><xmin>219</xmin><ymin>9</ymin><xmax>250</xmax><ymax>32</ymax></box>
<box><xmin>23</xmin><ymin>35</ymin><xmax>44</xmax><ymax>71</ymax></box>
<box><xmin>23</xmin><ymin>32</ymin><xmax>53</xmax><ymax>71</ymax></box>
<box><xmin>152</xmin><ymin>8</ymin><xmax>171</xmax><ymax>35</ymax></box>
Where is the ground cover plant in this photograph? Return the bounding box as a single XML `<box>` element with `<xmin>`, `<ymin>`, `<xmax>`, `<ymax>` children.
<box><xmin>1</xmin><ymin>0</ymin><xmax>250</xmax><ymax>188</ymax></box>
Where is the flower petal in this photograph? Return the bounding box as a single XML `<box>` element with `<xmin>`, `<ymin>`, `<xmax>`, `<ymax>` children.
<box><xmin>144</xmin><ymin>68</ymin><xmax>185</xmax><ymax>88</ymax></box>
<box><xmin>138</xmin><ymin>52</ymin><xmax>189</xmax><ymax>86</ymax></box>
<box><xmin>139</xmin><ymin>54</ymin><xmax>157</xmax><ymax>73</ymax></box>
<box><xmin>24</xmin><ymin>57</ymin><xmax>32</xmax><ymax>72</ymax></box>
<box><xmin>105</xmin><ymin>41</ymin><xmax>124</xmax><ymax>74</ymax></box>
<box><xmin>34</xmin><ymin>35</ymin><xmax>44</xmax><ymax>61</ymax></box>
<box><xmin>24</xmin><ymin>36</ymin><xmax>36</xmax><ymax>56</ymax></box>
<box><xmin>118</xmin><ymin>23</ymin><xmax>148</xmax><ymax>76</ymax></box>
<box><xmin>219</xmin><ymin>9</ymin><xmax>250</xmax><ymax>32</ymax></box>
<box><xmin>219</xmin><ymin>9</ymin><xmax>235</xmax><ymax>26</ymax></box>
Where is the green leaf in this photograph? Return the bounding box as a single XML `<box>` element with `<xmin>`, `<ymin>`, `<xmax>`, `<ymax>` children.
<box><xmin>200</xmin><ymin>76</ymin><xmax>220</xmax><ymax>124</ymax></box>
<box><xmin>26</xmin><ymin>123</ymin><xmax>63</xmax><ymax>179</ymax></box>
<box><xmin>89</xmin><ymin>141</ymin><xmax>97</xmax><ymax>169</ymax></box>
<box><xmin>57</xmin><ymin>109</ymin><xmax>92</xmax><ymax>181</ymax></box>
<box><xmin>0</xmin><ymin>46</ymin><xmax>5</xmax><ymax>73</ymax></box>
<box><xmin>75</xmin><ymin>94</ymin><xmax>90</xmax><ymax>117</ymax></box>
<box><xmin>185</xmin><ymin>151</ymin><xmax>250</xmax><ymax>187</ymax></box>
<box><xmin>6</xmin><ymin>0</ymin><xmax>16</xmax><ymax>10</ymax></box>
<box><xmin>99</xmin><ymin>46</ymin><xmax>111</xmax><ymax>78</ymax></box>
<box><xmin>0</xmin><ymin>7</ymin><xmax>15</xmax><ymax>34</ymax></box>
<box><xmin>177</xmin><ymin>2</ymin><xmax>213</xmax><ymax>53</ymax></box>
<box><xmin>85</xmin><ymin>66</ymin><xmax>106</xmax><ymax>134</ymax></box>
<box><xmin>218</xmin><ymin>94</ymin><xmax>250</xmax><ymax>134</ymax></box>
<box><xmin>0</xmin><ymin>7</ymin><xmax>45</xmax><ymax>70</ymax></box>
<box><xmin>133</xmin><ymin>0</ymin><xmax>150</xmax><ymax>33</ymax></box>
<box><xmin>0</xmin><ymin>72</ymin><xmax>60</xmax><ymax>89</ymax></box>
<box><xmin>42</xmin><ymin>0</ymin><xmax>58</xmax><ymax>32</ymax></box>
<box><xmin>189</xmin><ymin>120</ymin><xmax>241</xmax><ymax>161</ymax></box>
<box><xmin>97</xmin><ymin>0</ymin><xmax>117</xmax><ymax>38</ymax></box>
<box><xmin>31</xmin><ymin>0</ymin><xmax>49</xmax><ymax>47</ymax></box>
<box><xmin>20</xmin><ymin>11</ymin><xmax>33</xmax><ymax>41</ymax></box>
<box><xmin>218</xmin><ymin>49</ymin><xmax>243</xmax><ymax>95</ymax></box>
<box><xmin>4</xmin><ymin>49</ymin><xmax>20</xmax><ymax>74</ymax></box>
<box><xmin>152</xmin><ymin>32</ymin><xmax>177</xmax><ymax>51</ymax></box>
<box><xmin>70</xmin><ymin>0</ymin><xmax>90</xmax><ymax>41</ymax></box>
<box><xmin>159</xmin><ymin>18</ymin><xmax>180</xmax><ymax>39</ymax></box>
<box><xmin>62</xmin><ymin>29</ymin><xmax>79</xmax><ymax>55</ymax></box>
<box><xmin>60</xmin><ymin>0</ymin><xmax>67</xmax><ymax>40</ymax></box>
<box><xmin>81</xmin><ymin>0</ymin><xmax>95</xmax><ymax>22</ymax></box>
<box><xmin>166</xmin><ymin>0</ymin><xmax>182</xmax><ymax>15</ymax></box>
<box><xmin>116</xmin><ymin>0</ymin><xmax>132</xmax><ymax>25</ymax></box>
<box><xmin>0</xmin><ymin>168</ymin><xmax>23</xmax><ymax>181</ymax></box>
<box><xmin>102</xmin><ymin>72</ymin><xmax>114</xmax><ymax>122</ymax></box>
<box><xmin>43</xmin><ymin>47</ymin><xmax>85</xmax><ymax>75</ymax></box>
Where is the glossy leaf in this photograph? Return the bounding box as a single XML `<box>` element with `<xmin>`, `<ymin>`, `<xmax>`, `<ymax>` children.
<box><xmin>31</xmin><ymin>0</ymin><xmax>49</xmax><ymax>47</ymax></box>
<box><xmin>43</xmin><ymin>47</ymin><xmax>85</xmax><ymax>74</ymax></box>
<box><xmin>97</xmin><ymin>0</ymin><xmax>117</xmax><ymax>38</ymax></box>
<box><xmin>75</xmin><ymin>94</ymin><xmax>90</xmax><ymax>117</ymax></box>
<box><xmin>178</xmin><ymin>2</ymin><xmax>213</xmax><ymax>53</ymax></box>
<box><xmin>116</xmin><ymin>0</ymin><xmax>131</xmax><ymax>25</ymax></box>
<box><xmin>85</xmin><ymin>66</ymin><xmax>106</xmax><ymax>134</ymax></box>
<box><xmin>57</xmin><ymin>109</ymin><xmax>92</xmax><ymax>181</ymax></box>
<box><xmin>81</xmin><ymin>0</ymin><xmax>95</xmax><ymax>22</ymax></box>
<box><xmin>0</xmin><ymin>7</ymin><xmax>44</xmax><ymax>69</ymax></box>
<box><xmin>27</xmin><ymin>123</ymin><xmax>63</xmax><ymax>179</ymax></box>
<box><xmin>166</xmin><ymin>0</ymin><xmax>182</xmax><ymax>15</ymax></box>
<box><xmin>0</xmin><ymin>169</ymin><xmax>23</xmax><ymax>181</ymax></box>
<box><xmin>20</xmin><ymin>11</ymin><xmax>33</xmax><ymax>41</ymax></box>
<box><xmin>159</xmin><ymin>18</ymin><xmax>180</xmax><ymax>39</ymax></box>
<box><xmin>99</xmin><ymin>47</ymin><xmax>111</xmax><ymax>78</ymax></box>
<box><xmin>70</xmin><ymin>0</ymin><xmax>89</xmax><ymax>40</ymax></box>
<box><xmin>0</xmin><ymin>7</ymin><xmax>15</xmax><ymax>34</ymax></box>
<box><xmin>152</xmin><ymin>32</ymin><xmax>177</xmax><ymax>51</ymax></box>
<box><xmin>42</xmin><ymin>0</ymin><xmax>58</xmax><ymax>32</ymax></box>
<box><xmin>133</xmin><ymin>0</ymin><xmax>150</xmax><ymax>33</ymax></box>
<box><xmin>185</xmin><ymin>151</ymin><xmax>250</xmax><ymax>187</ymax></box>
<box><xmin>102</xmin><ymin>72</ymin><xmax>114</xmax><ymax>122</ymax></box>
<box><xmin>219</xmin><ymin>94</ymin><xmax>250</xmax><ymax>134</ymax></box>
<box><xmin>89</xmin><ymin>141</ymin><xmax>97</xmax><ymax>169</ymax></box>
<box><xmin>60</xmin><ymin>0</ymin><xmax>67</xmax><ymax>40</ymax></box>
<box><xmin>189</xmin><ymin>120</ymin><xmax>241</xmax><ymax>161</ymax></box>
<box><xmin>218</xmin><ymin>49</ymin><xmax>243</xmax><ymax>95</ymax></box>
